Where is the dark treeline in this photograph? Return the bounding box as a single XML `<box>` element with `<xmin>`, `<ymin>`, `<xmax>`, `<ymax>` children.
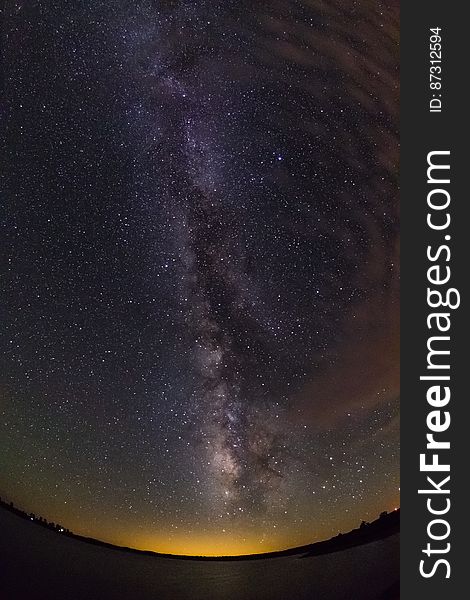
<box><xmin>0</xmin><ymin>496</ymin><xmax>71</xmax><ymax>535</ymax></box>
<box><xmin>0</xmin><ymin>496</ymin><xmax>399</xmax><ymax>561</ymax></box>
<box><xmin>301</xmin><ymin>509</ymin><xmax>400</xmax><ymax>558</ymax></box>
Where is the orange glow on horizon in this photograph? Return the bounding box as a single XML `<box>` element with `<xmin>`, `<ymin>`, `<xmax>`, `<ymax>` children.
<box><xmin>3</xmin><ymin>488</ymin><xmax>401</xmax><ymax>558</ymax></box>
<box><xmin>72</xmin><ymin>528</ymin><xmax>302</xmax><ymax>557</ymax></box>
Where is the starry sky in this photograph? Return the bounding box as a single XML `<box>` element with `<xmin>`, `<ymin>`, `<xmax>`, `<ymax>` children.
<box><xmin>0</xmin><ymin>0</ymin><xmax>399</xmax><ymax>556</ymax></box>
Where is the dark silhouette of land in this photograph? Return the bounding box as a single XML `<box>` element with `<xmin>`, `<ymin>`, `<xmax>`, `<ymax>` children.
<box><xmin>0</xmin><ymin>496</ymin><xmax>399</xmax><ymax>560</ymax></box>
<box><xmin>301</xmin><ymin>510</ymin><xmax>400</xmax><ymax>558</ymax></box>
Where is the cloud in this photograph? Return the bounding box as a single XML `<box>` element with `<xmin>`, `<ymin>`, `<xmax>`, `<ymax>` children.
<box><xmin>292</xmin><ymin>239</ymin><xmax>399</xmax><ymax>429</ymax></box>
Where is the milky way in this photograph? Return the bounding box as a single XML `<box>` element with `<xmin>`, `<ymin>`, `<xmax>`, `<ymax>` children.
<box><xmin>1</xmin><ymin>0</ymin><xmax>399</xmax><ymax>555</ymax></box>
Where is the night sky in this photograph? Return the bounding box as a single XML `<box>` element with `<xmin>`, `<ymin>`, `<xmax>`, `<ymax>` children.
<box><xmin>1</xmin><ymin>0</ymin><xmax>399</xmax><ymax>556</ymax></box>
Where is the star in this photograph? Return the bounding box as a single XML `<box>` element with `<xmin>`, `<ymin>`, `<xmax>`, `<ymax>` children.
<box><xmin>0</xmin><ymin>0</ymin><xmax>399</xmax><ymax>556</ymax></box>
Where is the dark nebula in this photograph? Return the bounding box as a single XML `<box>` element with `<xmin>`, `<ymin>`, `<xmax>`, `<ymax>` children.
<box><xmin>0</xmin><ymin>0</ymin><xmax>399</xmax><ymax>555</ymax></box>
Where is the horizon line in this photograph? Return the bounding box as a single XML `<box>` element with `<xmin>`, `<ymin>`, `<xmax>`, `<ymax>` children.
<box><xmin>0</xmin><ymin>498</ymin><xmax>400</xmax><ymax>560</ymax></box>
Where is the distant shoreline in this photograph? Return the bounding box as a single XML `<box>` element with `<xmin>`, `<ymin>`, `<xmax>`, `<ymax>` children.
<box><xmin>0</xmin><ymin>499</ymin><xmax>399</xmax><ymax>561</ymax></box>
<box><xmin>0</xmin><ymin>500</ymin><xmax>400</xmax><ymax>561</ymax></box>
